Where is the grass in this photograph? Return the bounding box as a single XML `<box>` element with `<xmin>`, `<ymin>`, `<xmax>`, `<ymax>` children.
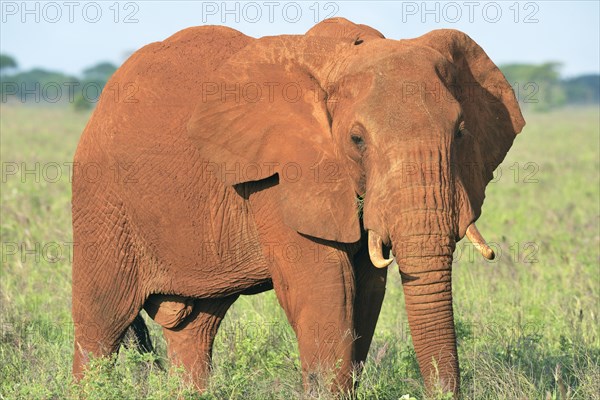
<box><xmin>1</xmin><ymin>105</ymin><xmax>598</xmax><ymax>399</ymax></box>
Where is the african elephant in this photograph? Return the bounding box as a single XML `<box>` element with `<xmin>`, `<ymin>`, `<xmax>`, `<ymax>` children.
<box><xmin>71</xmin><ymin>18</ymin><xmax>524</xmax><ymax>397</ymax></box>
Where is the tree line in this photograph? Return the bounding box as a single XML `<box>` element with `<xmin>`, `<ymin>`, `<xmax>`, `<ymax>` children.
<box><xmin>1</xmin><ymin>54</ymin><xmax>598</xmax><ymax>112</ymax></box>
<box><xmin>501</xmin><ymin>62</ymin><xmax>599</xmax><ymax>111</ymax></box>
<box><xmin>1</xmin><ymin>54</ymin><xmax>116</xmax><ymax>111</ymax></box>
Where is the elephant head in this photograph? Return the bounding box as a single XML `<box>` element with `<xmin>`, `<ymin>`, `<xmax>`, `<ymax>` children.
<box><xmin>188</xmin><ymin>18</ymin><xmax>525</xmax><ymax>394</ymax></box>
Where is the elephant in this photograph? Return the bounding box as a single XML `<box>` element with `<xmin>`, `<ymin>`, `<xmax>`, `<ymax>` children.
<box><xmin>71</xmin><ymin>17</ymin><xmax>525</xmax><ymax>397</ymax></box>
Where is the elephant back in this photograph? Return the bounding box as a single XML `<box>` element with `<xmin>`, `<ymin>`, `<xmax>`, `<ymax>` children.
<box><xmin>74</xmin><ymin>25</ymin><xmax>253</xmax><ymax>164</ymax></box>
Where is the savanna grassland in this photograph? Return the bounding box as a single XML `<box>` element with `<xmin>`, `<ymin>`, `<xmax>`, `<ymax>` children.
<box><xmin>1</xmin><ymin>105</ymin><xmax>598</xmax><ymax>399</ymax></box>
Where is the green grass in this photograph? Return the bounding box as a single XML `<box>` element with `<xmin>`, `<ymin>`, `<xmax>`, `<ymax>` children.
<box><xmin>1</xmin><ymin>105</ymin><xmax>598</xmax><ymax>399</ymax></box>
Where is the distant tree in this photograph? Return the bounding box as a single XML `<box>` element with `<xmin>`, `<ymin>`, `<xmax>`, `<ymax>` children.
<box><xmin>563</xmin><ymin>74</ymin><xmax>600</xmax><ymax>104</ymax></box>
<box><xmin>1</xmin><ymin>68</ymin><xmax>79</xmax><ymax>104</ymax></box>
<box><xmin>501</xmin><ymin>62</ymin><xmax>566</xmax><ymax>111</ymax></box>
<box><xmin>0</xmin><ymin>54</ymin><xmax>18</xmax><ymax>74</ymax></box>
<box><xmin>6</xmin><ymin>68</ymin><xmax>78</xmax><ymax>89</ymax></box>
<box><xmin>82</xmin><ymin>62</ymin><xmax>117</xmax><ymax>82</ymax></box>
<box><xmin>73</xmin><ymin>92</ymin><xmax>94</xmax><ymax>111</ymax></box>
<box><xmin>73</xmin><ymin>62</ymin><xmax>118</xmax><ymax>111</ymax></box>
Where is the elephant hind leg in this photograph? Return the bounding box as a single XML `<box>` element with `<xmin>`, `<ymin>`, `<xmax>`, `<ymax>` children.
<box><xmin>157</xmin><ymin>295</ymin><xmax>238</xmax><ymax>391</ymax></box>
<box><xmin>72</xmin><ymin>292</ymin><xmax>146</xmax><ymax>380</ymax></box>
<box><xmin>71</xmin><ymin>196</ymin><xmax>147</xmax><ymax>380</ymax></box>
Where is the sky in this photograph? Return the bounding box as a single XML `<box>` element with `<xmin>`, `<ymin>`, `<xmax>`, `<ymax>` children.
<box><xmin>1</xmin><ymin>1</ymin><xmax>599</xmax><ymax>78</ymax></box>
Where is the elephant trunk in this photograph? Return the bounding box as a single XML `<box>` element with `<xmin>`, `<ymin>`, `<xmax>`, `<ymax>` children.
<box><xmin>385</xmin><ymin>143</ymin><xmax>460</xmax><ymax>395</ymax></box>
<box><xmin>395</xmin><ymin>234</ymin><xmax>459</xmax><ymax>396</ymax></box>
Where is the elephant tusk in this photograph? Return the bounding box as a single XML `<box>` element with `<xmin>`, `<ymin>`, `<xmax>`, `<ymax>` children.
<box><xmin>466</xmin><ymin>223</ymin><xmax>495</xmax><ymax>260</ymax></box>
<box><xmin>368</xmin><ymin>230</ymin><xmax>394</xmax><ymax>268</ymax></box>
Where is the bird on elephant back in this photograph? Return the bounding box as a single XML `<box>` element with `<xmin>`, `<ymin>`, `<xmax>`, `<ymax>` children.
<box><xmin>71</xmin><ymin>17</ymin><xmax>524</xmax><ymax>398</ymax></box>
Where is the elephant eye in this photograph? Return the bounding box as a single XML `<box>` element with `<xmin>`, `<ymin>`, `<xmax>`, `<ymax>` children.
<box><xmin>351</xmin><ymin>134</ymin><xmax>366</xmax><ymax>151</ymax></box>
<box><xmin>351</xmin><ymin>134</ymin><xmax>365</xmax><ymax>146</ymax></box>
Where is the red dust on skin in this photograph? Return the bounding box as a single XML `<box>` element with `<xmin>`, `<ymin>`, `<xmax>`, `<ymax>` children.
<box><xmin>71</xmin><ymin>17</ymin><xmax>524</xmax><ymax>397</ymax></box>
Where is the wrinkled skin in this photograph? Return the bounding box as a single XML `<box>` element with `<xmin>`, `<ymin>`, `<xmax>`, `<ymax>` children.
<box><xmin>72</xmin><ymin>18</ymin><xmax>524</xmax><ymax>397</ymax></box>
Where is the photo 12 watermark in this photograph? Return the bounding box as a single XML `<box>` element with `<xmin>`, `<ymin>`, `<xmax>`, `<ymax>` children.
<box><xmin>1</xmin><ymin>1</ymin><xmax>140</xmax><ymax>24</ymax></box>
<box><xmin>1</xmin><ymin>158</ymin><xmax>540</xmax><ymax>186</ymax></box>
<box><xmin>399</xmin><ymin>1</ymin><xmax>540</xmax><ymax>24</ymax></box>
<box><xmin>1</xmin><ymin>81</ymin><xmax>139</xmax><ymax>105</ymax></box>
<box><xmin>200</xmin><ymin>1</ymin><xmax>340</xmax><ymax>24</ymax></box>
<box><xmin>0</xmin><ymin>237</ymin><xmax>540</xmax><ymax>268</ymax></box>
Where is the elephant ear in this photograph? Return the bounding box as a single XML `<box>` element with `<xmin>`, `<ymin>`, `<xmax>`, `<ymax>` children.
<box><xmin>411</xmin><ymin>29</ymin><xmax>525</xmax><ymax>226</ymax></box>
<box><xmin>187</xmin><ymin>38</ymin><xmax>361</xmax><ymax>243</ymax></box>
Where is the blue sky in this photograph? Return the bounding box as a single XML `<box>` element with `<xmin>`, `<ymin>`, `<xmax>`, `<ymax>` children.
<box><xmin>1</xmin><ymin>1</ymin><xmax>599</xmax><ymax>78</ymax></box>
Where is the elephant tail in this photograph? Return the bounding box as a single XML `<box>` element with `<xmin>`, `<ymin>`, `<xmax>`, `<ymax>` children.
<box><xmin>123</xmin><ymin>314</ymin><xmax>164</xmax><ymax>370</ymax></box>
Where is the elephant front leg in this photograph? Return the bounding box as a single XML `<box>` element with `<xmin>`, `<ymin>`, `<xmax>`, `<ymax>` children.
<box><xmin>267</xmin><ymin>236</ymin><xmax>357</xmax><ymax>396</ymax></box>
<box><xmin>249</xmin><ymin>185</ymin><xmax>357</xmax><ymax>395</ymax></box>
<box><xmin>352</xmin><ymin>243</ymin><xmax>388</xmax><ymax>371</ymax></box>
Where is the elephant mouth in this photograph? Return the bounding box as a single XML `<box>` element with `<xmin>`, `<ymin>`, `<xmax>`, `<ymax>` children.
<box><xmin>367</xmin><ymin>222</ymin><xmax>494</xmax><ymax>267</ymax></box>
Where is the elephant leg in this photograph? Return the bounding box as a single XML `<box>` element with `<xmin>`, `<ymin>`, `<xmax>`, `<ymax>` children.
<box><xmin>247</xmin><ymin>182</ymin><xmax>357</xmax><ymax>395</ymax></box>
<box><xmin>159</xmin><ymin>295</ymin><xmax>238</xmax><ymax>391</ymax></box>
<box><xmin>265</xmin><ymin>235</ymin><xmax>356</xmax><ymax>394</ymax></box>
<box><xmin>352</xmin><ymin>242</ymin><xmax>388</xmax><ymax>372</ymax></box>
<box><xmin>72</xmin><ymin>298</ymin><xmax>142</xmax><ymax>380</ymax></box>
<box><xmin>72</xmin><ymin>201</ymin><xmax>145</xmax><ymax>380</ymax></box>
